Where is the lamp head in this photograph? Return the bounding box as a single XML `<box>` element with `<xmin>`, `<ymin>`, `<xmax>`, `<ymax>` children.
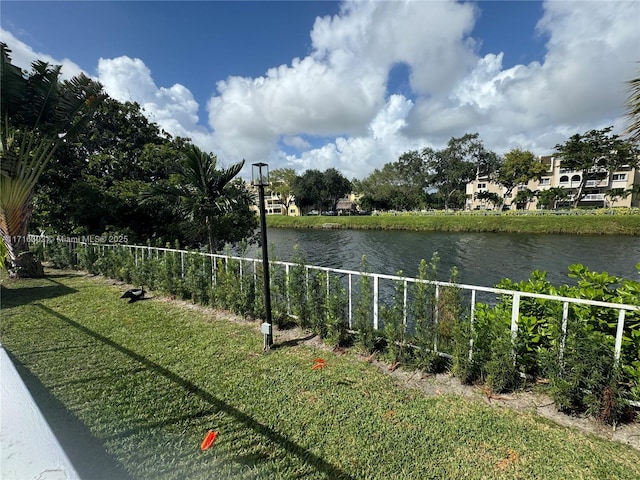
<box><xmin>251</xmin><ymin>163</ymin><xmax>269</xmax><ymax>186</ymax></box>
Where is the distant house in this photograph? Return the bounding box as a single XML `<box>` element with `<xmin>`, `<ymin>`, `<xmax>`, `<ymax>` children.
<box><xmin>336</xmin><ymin>197</ymin><xmax>355</xmax><ymax>215</ymax></box>
<box><xmin>466</xmin><ymin>155</ymin><xmax>640</xmax><ymax>211</ymax></box>
<box><xmin>247</xmin><ymin>183</ymin><xmax>301</xmax><ymax>216</ymax></box>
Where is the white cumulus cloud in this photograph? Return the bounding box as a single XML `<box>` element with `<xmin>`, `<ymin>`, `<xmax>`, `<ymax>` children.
<box><xmin>3</xmin><ymin>0</ymin><xmax>638</xmax><ymax>181</ymax></box>
<box><xmin>0</xmin><ymin>28</ymin><xmax>85</xmax><ymax>80</ymax></box>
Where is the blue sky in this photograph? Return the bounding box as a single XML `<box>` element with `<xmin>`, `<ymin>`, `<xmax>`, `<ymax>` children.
<box><xmin>1</xmin><ymin>1</ymin><xmax>638</xmax><ymax>180</ymax></box>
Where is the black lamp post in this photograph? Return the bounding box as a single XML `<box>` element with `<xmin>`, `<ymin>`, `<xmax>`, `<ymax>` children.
<box><xmin>252</xmin><ymin>162</ymin><xmax>273</xmax><ymax>349</ymax></box>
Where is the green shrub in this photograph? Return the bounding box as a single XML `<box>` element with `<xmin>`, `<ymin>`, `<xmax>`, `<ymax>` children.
<box><xmin>325</xmin><ymin>274</ymin><xmax>349</xmax><ymax>346</ymax></box>
<box><xmin>288</xmin><ymin>248</ymin><xmax>311</xmax><ymax>329</ymax></box>
<box><xmin>541</xmin><ymin>327</ymin><xmax>625</xmax><ymax>424</ymax></box>
<box><xmin>410</xmin><ymin>255</ymin><xmax>440</xmax><ymax>372</ymax></box>
<box><xmin>354</xmin><ymin>256</ymin><xmax>375</xmax><ymax>353</ymax></box>
<box><xmin>382</xmin><ymin>273</ymin><xmax>409</xmax><ymax>365</ymax></box>
<box><xmin>270</xmin><ymin>262</ymin><xmax>289</xmax><ymax>328</ymax></box>
<box><xmin>469</xmin><ymin>263</ymin><xmax>640</xmax><ymax>417</ymax></box>
<box><xmin>184</xmin><ymin>252</ymin><xmax>211</xmax><ymax>304</ymax></box>
<box><xmin>485</xmin><ymin>333</ymin><xmax>524</xmax><ymax>393</ymax></box>
<box><xmin>307</xmin><ymin>270</ymin><xmax>328</xmax><ymax>338</ymax></box>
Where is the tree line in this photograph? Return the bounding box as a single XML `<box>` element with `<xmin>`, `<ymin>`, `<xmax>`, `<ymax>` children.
<box><xmin>269</xmin><ymin>126</ymin><xmax>639</xmax><ymax>216</ymax></box>
<box><xmin>1</xmin><ymin>44</ymin><xmax>257</xmax><ymax>277</ymax></box>
<box><xmin>1</xmin><ymin>42</ymin><xmax>639</xmax><ymax>277</ymax></box>
<box><xmin>354</xmin><ymin>129</ymin><xmax>638</xmax><ymax>212</ymax></box>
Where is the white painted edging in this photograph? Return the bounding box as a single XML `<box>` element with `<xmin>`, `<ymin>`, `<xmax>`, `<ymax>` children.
<box><xmin>1</xmin><ymin>344</ymin><xmax>80</xmax><ymax>480</ymax></box>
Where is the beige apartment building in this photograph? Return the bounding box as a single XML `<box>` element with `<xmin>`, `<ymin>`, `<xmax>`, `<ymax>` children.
<box><xmin>247</xmin><ymin>183</ymin><xmax>300</xmax><ymax>216</ymax></box>
<box><xmin>466</xmin><ymin>156</ymin><xmax>640</xmax><ymax>211</ymax></box>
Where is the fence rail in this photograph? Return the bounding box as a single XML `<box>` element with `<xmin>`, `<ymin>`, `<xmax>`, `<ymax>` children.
<box><xmin>35</xmin><ymin>238</ymin><xmax>639</xmax><ymax>357</ymax></box>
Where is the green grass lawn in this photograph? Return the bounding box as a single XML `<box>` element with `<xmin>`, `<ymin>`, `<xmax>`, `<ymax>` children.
<box><xmin>2</xmin><ymin>271</ymin><xmax>639</xmax><ymax>479</ymax></box>
<box><xmin>267</xmin><ymin>212</ymin><xmax>640</xmax><ymax>235</ymax></box>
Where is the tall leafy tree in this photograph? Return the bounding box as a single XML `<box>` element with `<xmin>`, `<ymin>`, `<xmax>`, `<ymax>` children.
<box><xmin>269</xmin><ymin>168</ymin><xmax>297</xmax><ymax>215</ymax></box>
<box><xmin>353</xmin><ymin>152</ymin><xmax>427</xmax><ymax>211</ymax></box>
<box><xmin>476</xmin><ymin>190</ymin><xmax>502</xmax><ymax>210</ymax></box>
<box><xmin>0</xmin><ymin>43</ymin><xmax>104</xmax><ymax>276</ymax></box>
<box><xmin>425</xmin><ymin>133</ymin><xmax>497</xmax><ymax>210</ymax></box>
<box><xmin>32</xmin><ymin>99</ymin><xmax>184</xmax><ymax>240</ymax></box>
<box><xmin>142</xmin><ymin>145</ymin><xmax>247</xmax><ymax>253</ymax></box>
<box><xmin>554</xmin><ymin>127</ymin><xmax>637</xmax><ymax>208</ymax></box>
<box><xmin>496</xmin><ymin>148</ymin><xmax>547</xmax><ymax>208</ymax></box>
<box><xmin>291</xmin><ymin>169</ymin><xmax>325</xmax><ymax>211</ymax></box>
<box><xmin>323</xmin><ymin>168</ymin><xmax>352</xmax><ymax>211</ymax></box>
<box><xmin>291</xmin><ymin>168</ymin><xmax>351</xmax><ymax>212</ymax></box>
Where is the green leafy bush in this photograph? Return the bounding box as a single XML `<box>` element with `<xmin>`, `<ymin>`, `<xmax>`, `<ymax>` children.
<box><xmin>325</xmin><ymin>274</ymin><xmax>349</xmax><ymax>346</ymax></box>
<box><xmin>354</xmin><ymin>256</ymin><xmax>375</xmax><ymax>353</ymax></box>
<box><xmin>381</xmin><ymin>273</ymin><xmax>408</xmax><ymax>365</ymax></box>
<box><xmin>469</xmin><ymin>264</ymin><xmax>640</xmax><ymax>421</ymax></box>
<box><xmin>410</xmin><ymin>255</ymin><xmax>440</xmax><ymax>371</ymax></box>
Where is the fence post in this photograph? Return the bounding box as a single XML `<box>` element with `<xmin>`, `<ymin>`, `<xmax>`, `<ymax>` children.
<box><xmin>326</xmin><ymin>270</ymin><xmax>330</xmax><ymax>297</ymax></box>
<box><xmin>285</xmin><ymin>264</ymin><xmax>291</xmax><ymax>315</ymax></box>
<box><xmin>559</xmin><ymin>302</ymin><xmax>569</xmax><ymax>370</ymax></box>
<box><xmin>434</xmin><ymin>285</ymin><xmax>439</xmax><ymax>353</ymax></box>
<box><xmin>373</xmin><ymin>274</ymin><xmax>379</xmax><ymax>330</ymax></box>
<box><xmin>348</xmin><ymin>273</ymin><xmax>353</xmax><ymax>329</ymax></box>
<box><xmin>253</xmin><ymin>259</ymin><xmax>257</xmax><ymax>285</ymax></box>
<box><xmin>469</xmin><ymin>289</ymin><xmax>476</xmax><ymax>361</ymax></box>
<box><xmin>614</xmin><ymin>309</ymin><xmax>626</xmax><ymax>366</ymax></box>
<box><xmin>403</xmin><ymin>280</ymin><xmax>408</xmax><ymax>329</ymax></box>
<box><xmin>510</xmin><ymin>293</ymin><xmax>520</xmax><ymax>364</ymax></box>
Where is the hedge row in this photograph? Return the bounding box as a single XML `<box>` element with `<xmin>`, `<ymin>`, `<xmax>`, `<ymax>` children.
<box><xmin>35</xmin><ymin>240</ymin><xmax>639</xmax><ymax>424</ymax></box>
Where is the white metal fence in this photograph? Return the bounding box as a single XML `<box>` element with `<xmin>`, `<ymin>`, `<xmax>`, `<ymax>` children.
<box><xmin>38</xmin><ymin>239</ymin><xmax>640</xmax><ymax>367</ymax></box>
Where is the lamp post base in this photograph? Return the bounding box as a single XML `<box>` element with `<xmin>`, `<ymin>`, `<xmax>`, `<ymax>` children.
<box><xmin>261</xmin><ymin>322</ymin><xmax>273</xmax><ymax>350</ymax></box>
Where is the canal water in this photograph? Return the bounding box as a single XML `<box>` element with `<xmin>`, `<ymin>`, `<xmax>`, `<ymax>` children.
<box><xmin>249</xmin><ymin>228</ymin><xmax>640</xmax><ymax>288</ymax></box>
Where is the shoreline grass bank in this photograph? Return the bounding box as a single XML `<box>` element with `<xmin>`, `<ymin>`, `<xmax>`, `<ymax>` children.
<box><xmin>267</xmin><ymin>211</ymin><xmax>640</xmax><ymax>235</ymax></box>
<box><xmin>2</xmin><ymin>271</ymin><xmax>639</xmax><ymax>479</ymax></box>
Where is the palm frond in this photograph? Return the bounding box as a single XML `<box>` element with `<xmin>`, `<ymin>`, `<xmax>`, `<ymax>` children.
<box><xmin>0</xmin><ymin>43</ymin><xmax>27</xmax><ymax>120</ymax></box>
<box><xmin>624</xmin><ymin>75</ymin><xmax>640</xmax><ymax>141</ymax></box>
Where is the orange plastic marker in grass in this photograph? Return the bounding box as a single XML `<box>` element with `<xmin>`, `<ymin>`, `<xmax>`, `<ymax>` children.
<box><xmin>200</xmin><ymin>430</ymin><xmax>218</xmax><ymax>450</ymax></box>
<box><xmin>312</xmin><ymin>358</ymin><xmax>326</xmax><ymax>370</ymax></box>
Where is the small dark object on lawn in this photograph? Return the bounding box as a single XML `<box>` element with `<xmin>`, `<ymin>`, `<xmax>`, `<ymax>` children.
<box><xmin>121</xmin><ymin>287</ymin><xmax>145</xmax><ymax>303</ymax></box>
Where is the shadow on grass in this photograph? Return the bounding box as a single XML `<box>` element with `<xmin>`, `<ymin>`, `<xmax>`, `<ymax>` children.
<box><xmin>6</xmin><ymin>351</ymin><xmax>135</xmax><ymax>480</ymax></box>
<box><xmin>31</xmin><ymin>303</ymin><xmax>354</xmax><ymax>480</ymax></box>
<box><xmin>1</xmin><ymin>276</ymin><xmax>77</xmax><ymax>309</ymax></box>
<box><xmin>270</xmin><ymin>333</ymin><xmax>317</xmax><ymax>349</ymax></box>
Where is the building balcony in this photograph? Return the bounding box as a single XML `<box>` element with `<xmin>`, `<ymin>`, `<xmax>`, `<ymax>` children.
<box><xmin>581</xmin><ymin>193</ymin><xmax>606</xmax><ymax>201</ymax></box>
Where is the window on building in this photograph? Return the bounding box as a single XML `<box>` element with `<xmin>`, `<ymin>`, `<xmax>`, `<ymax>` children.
<box><xmin>612</xmin><ymin>173</ymin><xmax>627</xmax><ymax>181</ymax></box>
<box><xmin>477</xmin><ymin>183</ymin><xmax>486</xmax><ymax>189</ymax></box>
<box><xmin>560</xmin><ymin>175</ymin><xmax>569</xmax><ymax>183</ymax></box>
<box><xmin>539</xmin><ymin>178</ymin><xmax>550</xmax><ymax>185</ymax></box>
<box><xmin>571</xmin><ymin>174</ymin><xmax>581</xmax><ymax>182</ymax></box>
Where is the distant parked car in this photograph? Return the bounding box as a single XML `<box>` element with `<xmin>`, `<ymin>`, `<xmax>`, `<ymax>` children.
<box><xmin>307</xmin><ymin>210</ymin><xmax>320</xmax><ymax>216</ymax></box>
<box><xmin>322</xmin><ymin>210</ymin><xmax>337</xmax><ymax>216</ymax></box>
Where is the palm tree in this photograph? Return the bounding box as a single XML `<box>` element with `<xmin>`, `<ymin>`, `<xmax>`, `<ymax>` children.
<box><xmin>514</xmin><ymin>188</ymin><xmax>536</xmax><ymax>210</ymax></box>
<box><xmin>537</xmin><ymin>187</ymin><xmax>568</xmax><ymax>210</ymax></box>
<box><xmin>604</xmin><ymin>188</ymin><xmax>631</xmax><ymax>208</ymax></box>
<box><xmin>0</xmin><ymin>43</ymin><xmax>104</xmax><ymax>276</ymax></box>
<box><xmin>625</xmin><ymin>68</ymin><xmax>640</xmax><ymax>142</ymax></box>
<box><xmin>142</xmin><ymin>144</ymin><xmax>245</xmax><ymax>253</ymax></box>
